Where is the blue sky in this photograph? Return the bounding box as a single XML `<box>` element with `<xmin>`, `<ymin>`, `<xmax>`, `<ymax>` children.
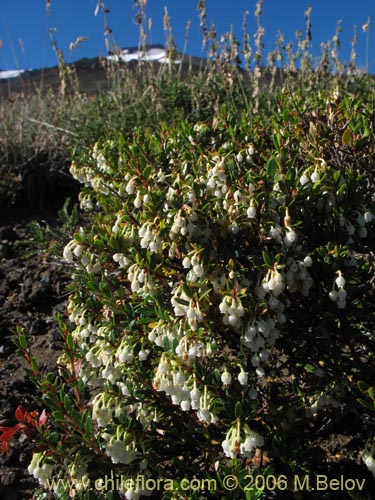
<box><xmin>1</xmin><ymin>1</ymin><xmax>374</xmax><ymax>73</ymax></box>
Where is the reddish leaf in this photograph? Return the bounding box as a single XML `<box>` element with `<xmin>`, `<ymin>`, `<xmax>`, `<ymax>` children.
<box><xmin>1</xmin><ymin>440</ymin><xmax>10</xmax><ymax>454</ymax></box>
<box><xmin>0</xmin><ymin>406</ymin><xmax>49</xmax><ymax>454</ymax></box>
<box><xmin>0</xmin><ymin>425</ymin><xmax>21</xmax><ymax>455</ymax></box>
<box><xmin>74</xmin><ymin>359</ymin><xmax>82</xmax><ymax>377</ymax></box>
<box><xmin>14</xmin><ymin>406</ymin><xmax>26</xmax><ymax>422</ymax></box>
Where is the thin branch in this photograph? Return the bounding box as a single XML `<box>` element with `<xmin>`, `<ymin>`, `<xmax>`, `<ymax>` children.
<box><xmin>26</xmin><ymin>117</ymin><xmax>79</xmax><ymax>137</ymax></box>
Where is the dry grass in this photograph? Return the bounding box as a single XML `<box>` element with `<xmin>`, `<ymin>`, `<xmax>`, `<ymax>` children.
<box><xmin>0</xmin><ymin>0</ymin><xmax>372</xmax><ymax>210</ymax></box>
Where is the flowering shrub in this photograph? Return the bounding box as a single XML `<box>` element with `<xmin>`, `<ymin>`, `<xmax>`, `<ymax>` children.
<box><xmin>12</xmin><ymin>82</ymin><xmax>375</xmax><ymax>499</ymax></box>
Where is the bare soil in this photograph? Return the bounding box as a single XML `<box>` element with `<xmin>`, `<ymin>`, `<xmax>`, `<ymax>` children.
<box><xmin>0</xmin><ymin>197</ymin><xmax>72</xmax><ymax>499</ymax></box>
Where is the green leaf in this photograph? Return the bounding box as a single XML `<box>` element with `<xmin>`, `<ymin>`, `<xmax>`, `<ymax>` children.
<box><xmin>272</xmin><ymin>132</ymin><xmax>281</xmax><ymax>150</ymax></box>
<box><xmin>66</xmin><ymin>333</ymin><xmax>74</xmax><ymax>349</ymax></box>
<box><xmin>357</xmin><ymin>381</ymin><xmax>370</xmax><ymax>393</ymax></box>
<box><xmin>342</xmin><ymin>128</ymin><xmax>353</xmax><ymax>147</ymax></box>
<box><xmin>285</xmin><ymin>168</ymin><xmax>294</xmax><ymax>182</ymax></box>
<box><xmin>182</xmin><ymin>284</ymin><xmax>194</xmax><ymax>299</ymax></box>
<box><xmin>31</xmin><ymin>357</ymin><xmax>39</xmax><ymax>373</ymax></box>
<box><xmin>262</xmin><ymin>251</ymin><xmax>272</xmax><ymax>268</ymax></box>
<box><xmin>143</xmin><ymin>164</ymin><xmax>152</xmax><ymax>180</ymax></box>
<box><xmin>173</xmin><ymin>296</ymin><xmax>190</xmax><ymax>307</ymax></box>
<box><xmin>85</xmin><ymin>414</ymin><xmax>94</xmax><ymax>434</ymax></box>
<box><xmin>17</xmin><ymin>332</ymin><xmax>27</xmax><ymax>349</ymax></box>
<box><xmin>267</xmin><ymin>158</ymin><xmax>278</xmax><ymax>179</ymax></box>
<box><xmin>64</xmin><ymin>394</ymin><xmax>73</xmax><ymax>412</ymax></box>
<box><xmin>304</xmin><ymin>363</ymin><xmax>315</xmax><ymax>373</ymax></box>
<box><xmin>235</xmin><ymin>401</ymin><xmax>243</xmax><ymax>418</ymax></box>
<box><xmin>163</xmin><ymin>336</ymin><xmax>171</xmax><ymax>351</ymax></box>
<box><xmin>48</xmin><ymin>431</ymin><xmax>61</xmax><ymax>446</ymax></box>
<box><xmin>199</xmin><ymin>287</ymin><xmax>212</xmax><ymax>301</ymax></box>
<box><xmin>357</xmin><ymin>398</ymin><xmax>374</xmax><ymax>411</ymax></box>
<box><xmin>368</xmin><ymin>386</ymin><xmax>375</xmax><ymax>402</ymax></box>
<box><xmin>263</xmin><ymin>464</ymin><xmax>275</xmax><ymax>477</ymax></box>
<box><xmin>51</xmin><ymin>410</ymin><xmax>67</xmax><ymax>423</ymax></box>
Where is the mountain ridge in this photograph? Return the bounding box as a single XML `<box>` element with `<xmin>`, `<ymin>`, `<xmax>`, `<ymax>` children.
<box><xmin>0</xmin><ymin>44</ymin><xmax>207</xmax><ymax>97</ymax></box>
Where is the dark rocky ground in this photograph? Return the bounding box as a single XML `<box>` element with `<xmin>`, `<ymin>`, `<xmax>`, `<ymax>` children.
<box><xmin>0</xmin><ymin>223</ymin><xmax>64</xmax><ymax>499</ymax></box>
<box><xmin>0</xmin><ymin>169</ymin><xmax>79</xmax><ymax>499</ymax></box>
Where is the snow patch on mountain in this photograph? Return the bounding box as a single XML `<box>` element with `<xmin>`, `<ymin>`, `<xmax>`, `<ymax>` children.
<box><xmin>0</xmin><ymin>69</ymin><xmax>26</xmax><ymax>79</ymax></box>
<box><xmin>106</xmin><ymin>46</ymin><xmax>181</xmax><ymax>64</ymax></box>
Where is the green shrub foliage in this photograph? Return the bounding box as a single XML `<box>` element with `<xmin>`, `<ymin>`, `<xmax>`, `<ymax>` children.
<box><xmin>20</xmin><ymin>83</ymin><xmax>375</xmax><ymax>499</ymax></box>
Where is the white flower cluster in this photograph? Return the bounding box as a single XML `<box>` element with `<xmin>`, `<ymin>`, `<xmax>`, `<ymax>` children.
<box><xmin>92</xmin><ymin>393</ymin><xmax>113</xmax><ymax>427</ymax></box>
<box><xmin>328</xmin><ymin>271</ymin><xmax>347</xmax><ymax>309</ymax></box>
<box><xmin>206</xmin><ymin>156</ymin><xmax>228</xmax><ymax>198</ymax></box>
<box><xmin>72</xmin><ymin>321</ymin><xmax>98</xmax><ymax>344</ymax></box>
<box><xmin>92</xmin><ymin>143</ymin><xmax>111</xmax><ymax>174</ymax></box>
<box><xmin>147</xmin><ymin>321</ymin><xmax>184</xmax><ymax>350</ymax></box>
<box><xmin>128</xmin><ymin>264</ymin><xmax>156</xmax><ymax>297</ymax></box>
<box><xmin>337</xmin><ymin>209</ymin><xmax>374</xmax><ymax>244</ymax></box>
<box><xmin>260</xmin><ymin>268</ymin><xmax>285</xmax><ymax>297</ymax></box>
<box><xmin>152</xmin><ymin>356</ymin><xmax>217</xmax><ymax>422</ymax></box>
<box><xmin>269</xmin><ymin>222</ymin><xmax>298</xmax><ymax>248</ymax></box>
<box><xmin>182</xmin><ymin>252</ymin><xmax>205</xmax><ymax>282</ymax></box>
<box><xmin>222</xmin><ymin>422</ymin><xmax>264</xmax><ymax>459</ymax></box>
<box><xmin>219</xmin><ymin>295</ymin><xmax>245</xmax><ymax>329</ymax></box>
<box><xmin>171</xmin><ymin>286</ymin><xmax>203</xmax><ymax>331</ymax></box>
<box><xmin>70</xmin><ymin>160</ymin><xmax>92</xmax><ymax>186</ymax></box>
<box><xmin>84</xmin><ymin>336</ymin><xmax>113</xmax><ymax>368</ymax></box>
<box><xmin>285</xmin><ymin>256</ymin><xmax>313</xmax><ymax>297</ymax></box>
<box><xmin>139</xmin><ymin>222</ymin><xmax>163</xmax><ymax>254</ymax></box>
<box><xmin>362</xmin><ymin>445</ymin><xmax>375</xmax><ymax>477</ymax></box>
<box><xmin>120</xmin><ymin>484</ymin><xmax>152</xmax><ymax>500</ymax></box>
<box><xmin>106</xmin><ymin>429</ymin><xmax>139</xmax><ymax>464</ymax></box>
<box><xmin>169</xmin><ymin>209</ymin><xmax>198</xmax><ymax>241</ymax></box>
<box><xmin>236</xmin><ymin>144</ymin><xmax>254</xmax><ymax>163</ymax></box>
<box><xmin>299</xmin><ymin>167</ymin><xmax>321</xmax><ymax>186</ymax></box>
<box><xmin>28</xmin><ymin>452</ymin><xmax>55</xmax><ymax>486</ymax></box>
<box><xmin>63</xmin><ymin>235</ymin><xmax>101</xmax><ymax>273</ymax></box>
<box><xmin>196</xmin><ymin>385</ymin><xmax>218</xmax><ymax>424</ymax></box>
<box><xmin>113</xmin><ymin>252</ymin><xmax>131</xmax><ymax>269</ymax></box>
<box><xmin>175</xmin><ymin>337</ymin><xmax>207</xmax><ymax>363</ymax></box>
<box><xmin>305</xmin><ymin>392</ymin><xmax>340</xmax><ymax>417</ymax></box>
<box><xmin>71</xmin><ymin>158</ymin><xmax>134</xmax><ymax>209</ymax></box>
<box><xmin>298</xmin><ymin>166</ymin><xmax>374</xmax><ymax>249</ymax></box>
<box><xmin>188</xmin><ymin>122</ymin><xmax>209</xmax><ymax>144</ymax></box>
<box><xmin>241</xmin><ymin>318</ymin><xmax>279</xmax><ymax>377</ymax></box>
<box><xmin>219</xmin><ymin>365</ymin><xmax>253</xmax><ymax>389</ymax></box>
